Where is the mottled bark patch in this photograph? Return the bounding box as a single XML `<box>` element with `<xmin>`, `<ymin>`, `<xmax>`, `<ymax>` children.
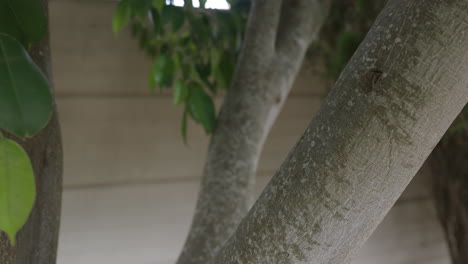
<box><xmin>361</xmin><ymin>70</ymin><xmax>383</xmax><ymax>94</ymax></box>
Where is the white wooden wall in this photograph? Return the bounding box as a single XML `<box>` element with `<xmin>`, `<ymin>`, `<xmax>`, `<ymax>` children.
<box><xmin>49</xmin><ymin>1</ymin><xmax>450</xmax><ymax>263</ymax></box>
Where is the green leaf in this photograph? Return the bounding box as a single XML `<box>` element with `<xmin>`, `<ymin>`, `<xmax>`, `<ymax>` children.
<box><xmin>181</xmin><ymin>108</ymin><xmax>188</xmax><ymax>143</ymax></box>
<box><xmin>0</xmin><ymin>1</ymin><xmax>23</xmax><ymax>43</ymax></box>
<box><xmin>217</xmin><ymin>51</ymin><xmax>235</xmax><ymax>90</ymax></box>
<box><xmin>149</xmin><ymin>8</ymin><xmax>164</xmax><ymax>36</ymax></box>
<box><xmin>181</xmin><ymin>63</ymin><xmax>191</xmax><ymax>79</ymax></box>
<box><xmin>152</xmin><ymin>0</ymin><xmax>165</xmax><ymax>11</ymax></box>
<box><xmin>7</xmin><ymin>0</ymin><xmax>47</xmax><ymax>43</ymax></box>
<box><xmin>173</xmin><ymin>79</ymin><xmax>188</xmax><ymax>105</ymax></box>
<box><xmin>149</xmin><ymin>54</ymin><xmax>174</xmax><ymax>90</ymax></box>
<box><xmin>448</xmin><ymin>121</ymin><xmax>465</xmax><ymax>133</ymax></box>
<box><xmin>128</xmin><ymin>0</ymin><xmax>152</xmax><ymax>18</ymax></box>
<box><xmin>188</xmin><ymin>13</ymin><xmax>211</xmax><ymax>45</ymax></box>
<box><xmin>184</xmin><ymin>0</ymin><xmax>193</xmax><ymax>8</ymax></box>
<box><xmin>210</xmin><ymin>47</ymin><xmax>220</xmax><ymax>76</ymax></box>
<box><xmin>188</xmin><ymin>82</ymin><xmax>216</xmax><ymax>133</ymax></box>
<box><xmin>0</xmin><ymin>34</ymin><xmax>52</xmax><ymax>138</ymax></box>
<box><xmin>193</xmin><ymin>62</ymin><xmax>214</xmax><ymax>93</ymax></box>
<box><xmin>161</xmin><ymin>5</ymin><xmax>185</xmax><ymax>32</ymax></box>
<box><xmin>0</xmin><ymin>137</ymin><xmax>36</xmax><ymax>245</ymax></box>
<box><xmin>113</xmin><ymin>0</ymin><xmax>132</xmax><ymax>35</ymax></box>
<box><xmin>329</xmin><ymin>31</ymin><xmax>363</xmax><ymax>75</ymax></box>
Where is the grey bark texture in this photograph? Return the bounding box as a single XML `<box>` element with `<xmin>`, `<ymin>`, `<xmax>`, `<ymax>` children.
<box><xmin>0</xmin><ymin>0</ymin><xmax>63</xmax><ymax>263</ymax></box>
<box><xmin>177</xmin><ymin>1</ymin><xmax>331</xmax><ymax>263</ymax></box>
<box><xmin>211</xmin><ymin>0</ymin><xmax>468</xmax><ymax>263</ymax></box>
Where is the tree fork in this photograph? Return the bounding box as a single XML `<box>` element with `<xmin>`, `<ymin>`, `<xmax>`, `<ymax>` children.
<box><xmin>177</xmin><ymin>0</ymin><xmax>331</xmax><ymax>263</ymax></box>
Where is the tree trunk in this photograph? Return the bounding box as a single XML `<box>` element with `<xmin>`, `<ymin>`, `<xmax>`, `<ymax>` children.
<box><xmin>429</xmin><ymin>109</ymin><xmax>468</xmax><ymax>264</ymax></box>
<box><xmin>211</xmin><ymin>0</ymin><xmax>468</xmax><ymax>263</ymax></box>
<box><xmin>177</xmin><ymin>1</ymin><xmax>330</xmax><ymax>263</ymax></box>
<box><xmin>0</xmin><ymin>1</ymin><xmax>63</xmax><ymax>263</ymax></box>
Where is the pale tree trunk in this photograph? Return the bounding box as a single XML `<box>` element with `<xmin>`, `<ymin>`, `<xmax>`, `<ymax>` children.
<box><xmin>211</xmin><ymin>0</ymin><xmax>468</xmax><ymax>263</ymax></box>
<box><xmin>177</xmin><ymin>1</ymin><xmax>331</xmax><ymax>263</ymax></box>
<box><xmin>0</xmin><ymin>0</ymin><xmax>63</xmax><ymax>263</ymax></box>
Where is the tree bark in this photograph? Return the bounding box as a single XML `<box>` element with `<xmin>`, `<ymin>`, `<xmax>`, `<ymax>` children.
<box><xmin>429</xmin><ymin>109</ymin><xmax>468</xmax><ymax>264</ymax></box>
<box><xmin>211</xmin><ymin>0</ymin><xmax>468</xmax><ymax>263</ymax></box>
<box><xmin>0</xmin><ymin>1</ymin><xmax>63</xmax><ymax>263</ymax></box>
<box><xmin>177</xmin><ymin>1</ymin><xmax>330</xmax><ymax>263</ymax></box>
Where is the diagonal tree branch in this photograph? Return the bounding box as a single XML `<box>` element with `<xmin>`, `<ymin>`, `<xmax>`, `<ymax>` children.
<box><xmin>212</xmin><ymin>0</ymin><xmax>468</xmax><ymax>263</ymax></box>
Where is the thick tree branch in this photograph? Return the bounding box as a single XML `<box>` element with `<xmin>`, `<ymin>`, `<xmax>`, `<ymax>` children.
<box><xmin>212</xmin><ymin>0</ymin><xmax>468</xmax><ymax>263</ymax></box>
<box><xmin>176</xmin><ymin>1</ymin><xmax>330</xmax><ymax>263</ymax></box>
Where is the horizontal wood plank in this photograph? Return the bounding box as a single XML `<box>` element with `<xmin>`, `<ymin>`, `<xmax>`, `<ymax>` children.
<box><xmin>49</xmin><ymin>1</ymin><xmax>330</xmax><ymax>97</ymax></box>
<box><xmin>58</xmin><ymin>96</ymin><xmax>322</xmax><ymax>186</ymax></box>
<box><xmin>58</xmin><ymin>180</ymin><xmax>448</xmax><ymax>264</ymax></box>
<box><xmin>58</xmin><ymin>94</ymin><xmax>433</xmax><ymax>202</ymax></box>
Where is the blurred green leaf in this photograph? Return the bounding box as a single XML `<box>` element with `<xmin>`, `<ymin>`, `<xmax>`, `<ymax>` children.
<box><xmin>137</xmin><ymin>27</ymin><xmax>149</xmax><ymax>48</ymax></box>
<box><xmin>128</xmin><ymin>0</ymin><xmax>152</xmax><ymax>18</ymax></box>
<box><xmin>149</xmin><ymin>54</ymin><xmax>174</xmax><ymax>90</ymax></box>
<box><xmin>184</xmin><ymin>0</ymin><xmax>193</xmax><ymax>8</ymax></box>
<box><xmin>328</xmin><ymin>31</ymin><xmax>362</xmax><ymax>76</ymax></box>
<box><xmin>152</xmin><ymin>0</ymin><xmax>165</xmax><ymax>11</ymax></box>
<box><xmin>217</xmin><ymin>51</ymin><xmax>235</xmax><ymax>90</ymax></box>
<box><xmin>162</xmin><ymin>5</ymin><xmax>185</xmax><ymax>32</ymax></box>
<box><xmin>0</xmin><ymin>2</ymin><xmax>23</xmax><ymax>43</ymax></box>
<box><xmin>210</xmin><ymin>47</ymin><xmax>220</xmax><ymax>78</ymax></box>
<box><xmin>188</xmin><ymin>82</ymin><xmax>216</xmax><ymax>133</ymax></box>
<box><xmin>195</xmin><ymin>63</ymin><xmax>211</xmax><ymax>86</ymax></box>
<box><xmin>188</xmin><ymin>13</ymin><xmax>211</xmax><ymax>45</ymax></box>
<box><xmin>0</xmin><ymin>34</ymin><xmax>52</xmax><ymax>138</ymax></box>
<box><xmin>119</xmin><ymin>0</ymin><xmax>249</xmax><ymax>137</ymax></box>
<box><xmin>313</xmin><ymin>0</ymin><xmax>386</xmax><ymax>79</ymax></box>
<box><xmin>173</xmin><ymin>79</ymin><xmax>188</xmax><ymax>105</ymax></box>
<box><xmin>149</xmin><ymin>8</ymin><xmax>164</xmax><ymax>36</ymax></box>
<box><xmin>0</xmin><ymin>137</ymin><xmax>36</xmax><ymax>245</ymax></box>
<box><xmin>181</xmin><ymin>108</ymin><xmax>188</xmax><ymax>143</ymax></box>
<box><xmin>7</xmin><ymin>0</ymin><xmax>47</xmax><ymax>43</ymax></box>
<box><xmin>113</xmin><ymin>0</ymin><xmax>132</xmax><ymax>35</ymax></box>
<box><xmin>448</xmin><ymin>121</ymin><xmax>465</xmax><ymax>133</ymax></box>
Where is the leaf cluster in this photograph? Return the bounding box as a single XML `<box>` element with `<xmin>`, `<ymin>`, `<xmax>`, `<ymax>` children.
<box><xmin>113</xmin><ymin>0</ymin><xmax>248</xmax><ymax>140</ymax></box>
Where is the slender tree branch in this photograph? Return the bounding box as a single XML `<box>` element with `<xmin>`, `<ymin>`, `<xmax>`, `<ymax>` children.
<box><xmin>275</xmin><ymin>0</ymin><xmax>330</xmax><ymax>56</ymax></box>
<box><xmin>241</xmin><ymin>0</ymin><xmax>283</xmax><ymax>59</ymax></box>
<box><xmin>212</xmin><ymin>0</ymin><xmax>468</xmax><ymax>263</ymax></box>
<box><xmin>176</xmin><ymin>1</ymin><xmax>330</xmax><ymax>263</ymax></box>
